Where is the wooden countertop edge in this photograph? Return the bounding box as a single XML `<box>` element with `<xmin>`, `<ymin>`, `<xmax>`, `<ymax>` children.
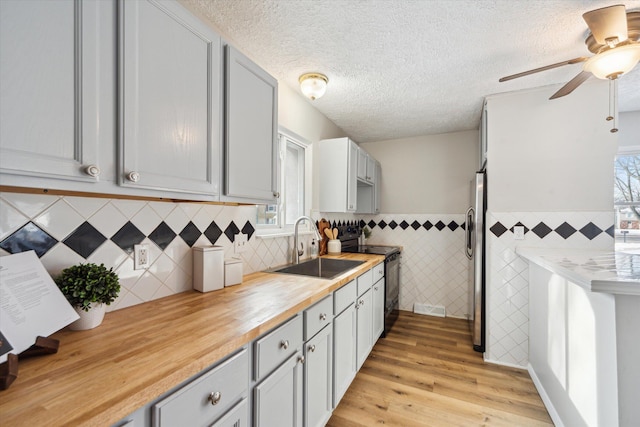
<box><xmin>0</xmin><ymin>253</ymin><xmax>384</xmax><ymax>426</ymax></box>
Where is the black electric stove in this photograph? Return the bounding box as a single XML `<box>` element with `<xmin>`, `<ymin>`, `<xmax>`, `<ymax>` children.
<box><xmin>336</xmin><ymin>225</ymin><xmax>400</xmax><ymax>337</ymax></box>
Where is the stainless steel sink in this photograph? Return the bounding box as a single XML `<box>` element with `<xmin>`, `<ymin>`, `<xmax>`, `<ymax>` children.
<box><xmin>268</xmin><ymin>258</ymin><xmax>364</xmax><ymax>279</ymax></box>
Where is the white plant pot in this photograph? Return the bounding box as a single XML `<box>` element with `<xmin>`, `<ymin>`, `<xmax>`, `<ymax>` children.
<box><xmin>69</xmin><ymin>303</ymin><xmax>106</xmax><ymax>331</ymax></box>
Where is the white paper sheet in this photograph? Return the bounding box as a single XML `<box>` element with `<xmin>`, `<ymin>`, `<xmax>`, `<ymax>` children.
<box><xmin>0</xmin><ymin>251</ymin><xmax>79</xmax><ymax>363</ymax></box>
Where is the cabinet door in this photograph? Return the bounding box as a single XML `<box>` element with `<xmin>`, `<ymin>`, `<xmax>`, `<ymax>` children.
<box><xmin>366</xmin><ymin>155</ymin><xmax>376</xmax><ymax>183</ymax></box>
<box><xmin>347</xmin><ymin>140</ymin><xmax>358</xmax><ymax>212</ymax></box>
<box><xmin>333</xmin><ymin>304</ymin><xmax>357</xmax><ymax>407</ymax></box>
<box><xmin>304</xmin><ymin>325</ymin><xmax>333</xmax><ymax>427</ymax></box>
<box><xmin>374</xmin><ymin>161</ymin><xmax>382</xmax><ymax>214</ymax></box>
<box><xmin>372</xmin><ymin>278</ymin><xmax>385</xmax><ymax>340</ymax></box>
<box><xmin>356</xmin><ymin>288</ymin><xmax>373</xmax><ymax>370</ymax></box>
<box><xmin>211</xmin><ymin>398</ymin><xmax>249</xmax><ymax>427</ymax></box>
<box><xmin>120</xmin><ymin>0</ymin><xmax>221</xmax><ymax>195</ymax></box>
<box><xmin>225</xmin><ymin>46</ymin><xmax>277</xmax><ymax>202</ymax></box>
<box><xmin>356</xmin><ymin>147</ymin><xmax>367</xmax><ymax>181</ymax></box>
<box><xmin>254</xmin><ymin>352</ymin><xmax>303</xmax><ymax>427</ymax></box>
<box><xmin>0</xmin><ymin>0</ymin><xmax>101</xmax><ymax>182</ymax></box>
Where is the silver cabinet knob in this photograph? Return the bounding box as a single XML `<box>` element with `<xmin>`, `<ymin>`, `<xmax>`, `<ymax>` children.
<box><xmin>298</xmin><ymin>355</ymin><xmax>305</xmax><ymax>364</ymax></box>
<box><xmin>280</xmin><ymin>339</ymin><xmax>289</xmax><ymax>350</ymax></box>
<box><xmin>84</xmin><ymin>165</ymin><xmax>100</xmax><ymax>177</ymax></box>
<box><xmin>319</xmin><ymin>313</ymin><xmax>327</xmax><ymax>321</ymax></box>
<box><xmin>378</xmin><ymin>269</ymin><xmax>383</xmax><ymax>275</ymax></box>
<box><xmin>208</xmin><ymin>391</ymin><xmax>222</xmax><ymax>406</ymax></box>
<box><xmin>374</xmin><ymin>286</ymin><xmax>378</xmax><ymax>291</ymax></box>
<box><xmin>308</xmin><ymin>344</ymin><xmax>316</xmax><ymax>352</ymax></box>
<box><xmin>359</xmin><ymin>299</ymin><xmax>365</xmax><ymax>306</ymax></box>
<box><xmin>126</xmin><ymin>171</ymin><xmax>140</xmax><ymax>182</ymax></box>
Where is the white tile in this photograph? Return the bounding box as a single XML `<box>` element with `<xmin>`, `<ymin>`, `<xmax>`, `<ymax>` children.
<box><xmin>109</xmin><ymin>289</ymin><xmax>143</xmax><ymax>311</ymax></box>
<box><xmin>148</xmin><ymin>253</ymin><xmax>176</xmax><ymax>283</ymax></box>
<box><xmin>64</xmin><ymin>196</ymin><xmax>108</xmax><ymax>218</ymax></box>
<box><xmin>152</xmin><ymin>284</ymin><xmax>175</xmax><ymax>300</ymax></box>
<box><xmin>164</xmin><ymin>206</ymin><xmax>190</xmax><ymax>233</ymax></box>
<box><xmin>148</xmin><ymin>201</ymin><xmax>176</xmax><ymax>219</ymax></box>
<box><xmin>34</xmin><ymin>200</ymin><xmax>84</xmax><ymax>240</ymax></box>
<box><xmin>115</xmin><ymin>258</ymin><xmax>144</xmax><ymax>292</ymax></box>
<box><xmin>88</xmin><ymin>202</ymin><xmax>128</xmax><ymax>239</ymax></box>
<box><xmin>0</xmin><ymin>198</ymin><xmax>28</xmax><ymax>240</ymax></box>
<box><xmin>87</xmin><ymin>240</ymin><xmax>129</xmax><ymax>271</ymax></box>
<box><xmin>130</xmin><ymin>271</ymin><xmax>163</xmax><ymax>301</ymax></box>
<box><xmin>40</xmin><ymin>244</ymin><xmax>84</xmax><ymax>277</ymax></box>
<box><xmin>178</xmin><ymin>202</ymin><xmax>203</xmax><ymax>219</ymax></box>
<box><xmin>163</xmin><ymin>237</ymin><xmax>190</xmax><ymax>263</ymax></box>
<box><xmin>165</xmin><ymin>266</ymin><xmax>190</xmax><ymax>293</ymax></box>
<box><xmin>1</xmin><ymin>192</ymin><xmax>59</xmax><ymax>218</ymax></box>
<box><xmin>130</xmin><ymin>204</ymin><xmax>162</xmax><ymax>236</ymax></box>
<box><xmin>112</xmin><ymin>199</ymin><xmax>145</xmax><ymax>219</ymax></box>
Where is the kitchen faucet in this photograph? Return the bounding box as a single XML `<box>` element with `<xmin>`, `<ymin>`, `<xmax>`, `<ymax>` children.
<box><xmin>293</xmin><ymin>216</ymin><xmax>322</xmax><ymax>264</ymax></box>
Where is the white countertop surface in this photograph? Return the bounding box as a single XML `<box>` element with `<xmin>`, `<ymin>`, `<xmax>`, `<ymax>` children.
<box><xmin>516</xmin><ymin>248</ymin><xmax>640</xmax><ymax>296</ymax></box>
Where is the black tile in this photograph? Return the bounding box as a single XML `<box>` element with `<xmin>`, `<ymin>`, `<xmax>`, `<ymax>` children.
<box><xmin>411</xmin><ymin>220</ymin><xmax>421</xmax><ymax>230</ymax></box>
<box><xmin>204</xmin><ymin>221</ymin><xmax>223</xmax><ymax>245</ymax></box>
<box><xmin>490</xmin><ymin>222</ymin><xmax>508</xmax><ymax>238</ymax></box>
<box><xmin>148</xmin><ymin>221</ymin><xmax>176</xmax><ymax>250</ymax></box>
<box><xmin>241</xmin><ymin>221</ymin><xmax>256</xmax><ymax>240</ymax></box>
<box><xmin>509</xmin><ymin>221</ymin><xmax>530</xmax><ymax>234</ymax></box>
<box><xmin>531</xmin><ymin>222</ymin><xmax>552</xmax><ymax>238</ymax></box>
<box><xmin>605</xmin><ymin>225</ymin><xmax>615</xmax><ymax>238</ymax></box>
<box><xmin>435</xmin><ymin>221</ymin><xmax>446</xmax><ymax>231</ymax></box>
<box><xmin>0</xmin><ymin>222</ymin><xmax>58</xmax><ymax>257</ymax></box>
<box><xmin>399</xmin><ymin>220</ymin><xmax>409</xmax><ymax>230</ymax></box>
<box><xmin>423</xmin><ymin>221</ymin><xmax>433</xmax><ymax>230</ymax></box>
<box><xmin>64</xmin><ymin>222</ymin><xmax>107</xmax><ymax>258</ymax></box>
<box><xmin>368</xmin><ymin>220</ymin><xmax>376</xmax><ymax>229</ymax></box>
<box><xmin>224</xmin><ymin>221</ymin><xmax>240</xmax><ymax>242</ymax></box>
<box><xmin>378</xmin><ymin>220</ymin><xmax>387</xmax><ymax>230</ymax></box>
<box><xmin>447</xmin><ymin>221</ymin><xmax>459</xmax><ymax>231</ymax></box>
<box><xmin>111</xmin><ymin>221</ymin><xmax>145</xmax><ymax>254</ymax></box>
<box><xmin>461</xmin><ymin>222</ymin><xmax>466</xmax><ymax>230</ymax></box>
<box><xmin>332</xmin><ymin>220</ymin><xmax>338</xmax><ymax>228</ymax></box>
<box><xmin>179</xmin><ymin>222</ymin><xmax>201</xmax><ymax>247</ymax></box>
<box><xmin>388</xmin><ymin>220</ymin><xmax>398</xmax><ymax>230</ymax></box>
<box><xmin>555</xmin><ymin>222</ymin><xmax>577</xmax><ymax>239</ymax></box>
<box><xmin>359</xmin><ymin>219</ymin><xmax>366</xmax><ymax>228</ymax></box>
<box><xmin>579</xmin><ymin>222</ymin><xmax>602</xmax><ymax>240</ymax></box>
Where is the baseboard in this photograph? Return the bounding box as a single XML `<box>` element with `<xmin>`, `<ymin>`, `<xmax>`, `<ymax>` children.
<box><xmin>482</xmin><ymin>357</ymin><xmax>527</xmax><ymax>370</ymax></box>
<box><xmin>527</xmin><ymin>363</ymin><xmax>563</xmax><ymax>427</ymax></box>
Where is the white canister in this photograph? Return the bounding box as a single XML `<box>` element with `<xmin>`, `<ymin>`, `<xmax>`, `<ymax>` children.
<box><xmin>327</xmin><ymin>239</ymin><xmax>341</xmax><ymax>254</ymax></box>
<box><xmin>224</xmin><ymin>258</ymin><xmax>243</xmax><ymax>287</ymax></box>
<box><xmin>193</xmin><ymin>246</ymin><xmax>224</xmax><ymax>292</ymax></box>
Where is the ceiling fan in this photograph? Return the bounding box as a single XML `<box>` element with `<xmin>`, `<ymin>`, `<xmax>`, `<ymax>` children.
<box><xmin>499</xmin><ymin>4</ymin><xmax>640</xmax><ymax>101</ymax></box>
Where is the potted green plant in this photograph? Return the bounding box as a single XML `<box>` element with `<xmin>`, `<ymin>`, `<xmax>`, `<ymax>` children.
<box><xmin>55</xmin><ymin>263</ymin><xmax>120</xmax><ymax>330</ymax></box>
<box><xmin>361</xmin><ymin>226</ymin><xmax>372</xmax><ymax>244</ymax></box>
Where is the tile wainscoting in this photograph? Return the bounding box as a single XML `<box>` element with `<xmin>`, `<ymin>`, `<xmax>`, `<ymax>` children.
<box><xmin>322</xmin><ymin>213</ymin><xmax>469</xmax><ymax>318</ymax></box>
<box><xmin>485</xmin><ymin>211</ymin><xmax>614</xmax><ymax>368</ymax></box>
<box><xmin>0</xmin><ymin>192</ymin><xmax>299</xmax><ymax>311</ymax></box>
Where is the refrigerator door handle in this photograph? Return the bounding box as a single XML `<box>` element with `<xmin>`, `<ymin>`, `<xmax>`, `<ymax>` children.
<box><xmin>465</xmin><ymin>207</ymin><xmax>474</xmax><ymax>260</ymax></box>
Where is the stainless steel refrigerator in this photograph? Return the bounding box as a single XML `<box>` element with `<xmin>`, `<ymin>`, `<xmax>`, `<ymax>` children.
<box><xmin>465</xmin><ymin>170</ymin><xmax>486</xmax><ymax>352</ymax></box>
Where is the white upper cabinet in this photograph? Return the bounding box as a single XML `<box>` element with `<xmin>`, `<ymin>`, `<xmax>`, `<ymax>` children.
<box><xmin>319</xmin><ymin>138</ymin><xmax>358</xmax><ymax>212</ymax></box>
<box><xmin>119</xmin><ymin>0</ymin><xmax>221</xmax><ymax>195</ymax></box>
<box><xmin>224</xmin><ymin>46</ymin><xmax>278</xmax><ymax>203</ymax></box>
<box><xmin>356</xmin><ymin>147</ymin><xmax>367</xmax><ymax>181</ymax></box>
<box><xmin>0</xmin><ymin>0</ymin><xmax>102</xmax><ymax>182</ymax></box>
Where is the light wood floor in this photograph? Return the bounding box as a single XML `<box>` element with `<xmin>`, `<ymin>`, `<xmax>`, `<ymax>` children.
<box><xmin>327</xmin><ymin>311</ymin><xmax>553</xmax><ymax>426</ymax></box>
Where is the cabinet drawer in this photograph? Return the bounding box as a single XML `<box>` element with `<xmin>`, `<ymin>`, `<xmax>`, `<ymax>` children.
<box><xmin>372</xmin><ymin>262</ymin><xmax>384</xmax><ymax>283</ymax></box>
<box><xmin>254</xmin><ymin>315</ymin><xmax>302</xmax><ymax>381</ymax></box>
<box><xmin>334</xmin><ymin>279</ymin><xmax>356</xmax><ymax>314</ymax></box>
<box><xmin>357</xmin><ymin>269</ymin><xmax>373</xmax><ymax>296</ymax></box>
<box><xmin>304</xmin><ymin>295</ymin><xmax>333</xmax><ymax>340</ymax></box>
<box><xmin>152</xmin><ymin>348</ymin><xmax>248</xmax><ymax>427</ymax></box>
<box><xmin>211</xmin><ymin>397</ymin><xmax>248</xmax><ymax>427</ymax></box>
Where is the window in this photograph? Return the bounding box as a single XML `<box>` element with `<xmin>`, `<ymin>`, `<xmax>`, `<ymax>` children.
<box><xmin>256</xmin><ymin>129</ymin><xmax>309</xmax><ymax>229</ymax></box>
<box><xmin>614</xmin><ymin>151</ymin><xmax>640</xmax><ymax>250</ymax></box>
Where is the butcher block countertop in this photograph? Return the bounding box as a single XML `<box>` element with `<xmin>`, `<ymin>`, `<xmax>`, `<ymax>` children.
<box><xmin>0</xmin><ymin>253</ymin><xmax>384</xmax><ymax>427</ymax></box>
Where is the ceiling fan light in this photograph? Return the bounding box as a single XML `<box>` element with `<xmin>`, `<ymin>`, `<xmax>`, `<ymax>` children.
<box><xmin>299</xmin><ymin>73</ymin><xmax>328</xmax><ymax>100</ymax></box>
<box><xmin>583</xmin><ymin>43</ymin><xmax>640</xmax><ymax>79</ymax></box>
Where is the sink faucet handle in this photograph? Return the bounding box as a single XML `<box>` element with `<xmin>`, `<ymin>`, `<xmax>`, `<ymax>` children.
<box><xmin>297</xmin><ymin>242</ymin><xmax>304</xmax><ymax>257</ymax></box>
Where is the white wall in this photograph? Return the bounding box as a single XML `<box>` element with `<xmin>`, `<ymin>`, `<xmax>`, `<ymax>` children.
<box><xmin>360</xmin><ymin>130</ymin><xmax>479</xmax><ymax>214</ymax></box>
<box><xmin>618</xmin><ymin>111</ymin><xmax>640</xmax><ymax>150</ymax></box>
<box><xmin>487</xmin><ymin>80</ymin><xmax>617</xmax><ymax>212</ymax></box>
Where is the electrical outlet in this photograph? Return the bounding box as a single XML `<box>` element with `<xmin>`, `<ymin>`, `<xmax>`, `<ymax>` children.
<box><xmin>234</xmin><ymin>233</ymin><xmax>248</xmax><ymax>254</ymax></box>
<box><xmin>134</xmin><ymin>244</ymin><xmax>149</xmax><ymax>269</ymax></box>
<box><xmin>514</xmin><ymin>226</ymin><xmax>525</xmax><ymax>240</ymax></box>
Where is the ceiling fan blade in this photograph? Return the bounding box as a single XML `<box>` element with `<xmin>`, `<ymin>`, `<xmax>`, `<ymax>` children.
<box><xmin>549</xmin><ymin>71</ymin><xmax>592</xmax><ymax>100</ymax></box>
<box><xmin>499</xmin><ymin>57</ymin><xmax>588</xmax><ymax>82</ymax></box>
<box><xmin>583</xmin><ymin>5</ymin><xmax>628</xmax><ymax>45</ymax></box>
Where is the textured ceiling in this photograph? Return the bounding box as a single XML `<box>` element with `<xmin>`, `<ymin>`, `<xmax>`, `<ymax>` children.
<box><xmin>184</xmin><ymin>0</ymin><xmax>640</xmax><ymax>142</ymax></box>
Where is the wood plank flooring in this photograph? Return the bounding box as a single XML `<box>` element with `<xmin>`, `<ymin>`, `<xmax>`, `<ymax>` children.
<box><xmin>327</xmin><ymin>311</ymin><xmax>553</xmax><ymax>426</ymax></box>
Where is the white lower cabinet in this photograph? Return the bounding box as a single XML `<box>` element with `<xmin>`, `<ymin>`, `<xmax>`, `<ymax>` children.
<box><xmin>253</xmin><ymin>351</ymin><xmax>304</xmax><ymax>427</ymax></box>
<box><xmin>304</xmin><ymin>324</ymin><xmax>333</xmax><ymax>427</ymax></box>
<box><xmin>211</xmin><ymin>398</ymin><xmax>249</xmax><ymax>427</ymax></box>
<box><xmin>356</xmin><ymin>288</ymin><xmax>373</xmax><ymax>370</ymax></box>
<box><xmin>152</xmin><ymin>349</ymin><xmax>248</xmax><ymax>427</ymax></box>
<box><xmin>372</xmin><ymin>277</ymin><xmax>385</xmax><ymax>340</ymax></box>
<box><xmin>332</xmin><ymin>303</ymin><xmax>357</xmax><ymax>407</ymax></box>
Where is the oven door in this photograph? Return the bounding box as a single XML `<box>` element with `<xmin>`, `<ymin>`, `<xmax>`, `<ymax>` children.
<box><xmin>385</xmin><ymin>253</ymin><xmax>400</xmax><ymax>312</ymax></box>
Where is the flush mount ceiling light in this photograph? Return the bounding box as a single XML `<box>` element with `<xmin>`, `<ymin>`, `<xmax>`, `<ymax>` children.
<box><xmin>583</xmin><ymin>43</ymin><xmax>640</xmax><ymax>79</ymax></box>
<box><xmin>299</xmin><ymin>73</ymin><xmax>328</xmax><ymax>100</ymax></box>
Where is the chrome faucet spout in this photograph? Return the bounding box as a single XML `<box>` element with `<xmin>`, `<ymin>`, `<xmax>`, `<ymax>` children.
<box><xmin>293</xmin><ymin>216</ymin><xmax>322</xmax><ymax>264</ymax></box>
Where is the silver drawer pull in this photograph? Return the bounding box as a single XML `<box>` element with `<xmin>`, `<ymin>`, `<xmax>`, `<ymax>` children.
<box><xmin>319</xmin><ymin>313</ymin><xmax>327</xmax><ymax>321</ymax></box>
<box><xmin>308</xmin><ymin>344</ymin><xmax>316</xmax><ymax>352</ymax></box>
<box><xmin>378</xmin><ymin>269</ymin><xmax>383</xmax><ymax>275</ymax></box>
<box><xmin>280</xmin><ymin>339</ymin><xmax>289</xmax><ymax>350</ymax></box>
<box><xmin>208</xmin><ymin>391</ymin><xmax>222</xmax><ymax>406</ymax></box>
<box><xmin>298</xmin><ymin>355</ymin><xmax>305</xmax><ymax>364</ymax></box>
<box><xmin>84</xmin><ymin>164</ymin><xmax>101</xmax><ymax>177</ymax></box>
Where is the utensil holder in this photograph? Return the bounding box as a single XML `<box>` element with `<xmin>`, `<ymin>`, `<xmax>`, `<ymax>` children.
<box><xmin>327</xmin><ymin>239</ymin><xmax>341</xmax><ymax>254</ymax></box>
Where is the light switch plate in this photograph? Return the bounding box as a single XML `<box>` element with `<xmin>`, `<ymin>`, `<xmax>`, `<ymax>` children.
<box><xmin>514</xmin><ymin>226</ymin><xmax>525</xmax><ymax>240</ymax></box>
<box><xmin>234</xmin><ymin>233</ymin><xmax>248</xmax><ymax>253</ymax></box>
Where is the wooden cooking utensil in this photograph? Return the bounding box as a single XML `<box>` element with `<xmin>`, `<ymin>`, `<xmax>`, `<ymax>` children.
<box><xmin>324</xmin><ymin>228</ymin><xmax>334</xmax><ymax>240</ymax></box>
<box><xmin>332</xmin><ymin>228</ymin><xmax>338</xmax><ymax>239</ymax></box>
<box><xmin>317</xmin><ymin>219</ymin><xmax>330</xmax><ymax>255</ymax></box>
